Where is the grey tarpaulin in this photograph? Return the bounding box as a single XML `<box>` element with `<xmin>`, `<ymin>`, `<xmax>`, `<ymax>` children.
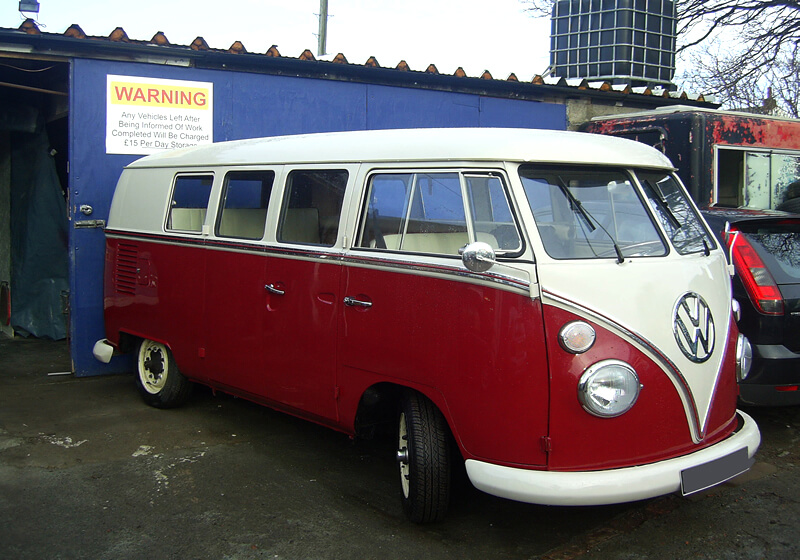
<box><xmin>9</xmin><ymin>112</ymin><xmax>69</xmax><ymax>339</ymax></box>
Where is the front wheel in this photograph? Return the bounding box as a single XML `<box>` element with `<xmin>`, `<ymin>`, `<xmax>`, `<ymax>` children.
<box><xmin>135</xmin><ymin>339</ymin><xmax>191</xmax><ymax>408</ymax></box>
<box><xmin>396</xmin><ymin>392</ymin><xmax>451</xmax><ymax>523</ymax></box>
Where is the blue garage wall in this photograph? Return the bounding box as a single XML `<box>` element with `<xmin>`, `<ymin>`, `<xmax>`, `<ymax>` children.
<box><xmin>220</xmin><ymin>71</ymin><xmax>369</xmax><ymax>139</ymax></box>
<box><xmin>479</xmin><ymin>96</ymin><xmax>567</xmax><ymax>129</ymax></box>
<box><xmin>69</xmin><ymin>57</ymin><xmax>566</xmax><ymax>375</ymax></box>
<box><xmin>366</xmin><ymin>85</ymin><xmax>480</xmax><ymax>129</ymax></box>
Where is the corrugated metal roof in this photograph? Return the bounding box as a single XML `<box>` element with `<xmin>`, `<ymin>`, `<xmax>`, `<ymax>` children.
<box><xmin>5</xmin><ymin>18</ymin><xmax>716</xmax><ymax>106</ymax></box>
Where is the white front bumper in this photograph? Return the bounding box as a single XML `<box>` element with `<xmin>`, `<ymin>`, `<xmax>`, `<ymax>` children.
<box><xmin>93</xmin><ymin>339</ymin><xmax>115</xmax><ymax>363</ymax></box>
<box><xmin>466</xmin><ymin>410</ymin><xmax>760</xmax><ymax>506</ymax></box>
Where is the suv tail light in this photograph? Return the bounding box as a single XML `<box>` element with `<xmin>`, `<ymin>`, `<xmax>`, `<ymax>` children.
<box><xmin>726</xmin><ymin>229</ymin><xmax>784</xmax><ymax>315</ymax></box>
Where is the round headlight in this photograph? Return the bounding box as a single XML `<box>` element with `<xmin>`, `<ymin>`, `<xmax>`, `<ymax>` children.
<box><xmin>559</xmin><ymin>321</ymin><xmax>596</xmax><ymax>354</ymax></box>
<box><xmin>736</xmin><ymin>334</ymin><xmax>752</xmax><ymax>381</ymax></box>
<box><xmin>578</xmin><ymin>360</ymin><xmax>641</xmax><ymax>418</ymax></box>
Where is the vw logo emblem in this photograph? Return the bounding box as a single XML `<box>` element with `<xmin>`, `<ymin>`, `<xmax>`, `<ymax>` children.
<box><xmin>673</xmin><ymin>292</ymin><xmax>715</xmax><ymax>363</ymax></box>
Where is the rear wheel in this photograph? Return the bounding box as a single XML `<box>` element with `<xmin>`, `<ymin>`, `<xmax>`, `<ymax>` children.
<box><xmin>135</xmin><ymin>339</ymin><xmax>191</xmax><ymax>408</ymax></box>
<box><xmin>396</xmin><ymin>392</ymin><xmax>451</xmax><ymax>523</ymax></box>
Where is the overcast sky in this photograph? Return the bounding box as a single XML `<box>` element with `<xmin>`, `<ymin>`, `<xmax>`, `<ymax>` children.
<box><xmin>2</xmin><ymin>0</ymin><xmax>553</xmax><ymax>79</ymax></box>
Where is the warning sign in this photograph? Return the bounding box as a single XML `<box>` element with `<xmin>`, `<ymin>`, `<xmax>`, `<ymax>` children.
<box><xmin>106</xmin><ymin>75</ymin><xmax>214</xmax><ymax>155</ymax></box>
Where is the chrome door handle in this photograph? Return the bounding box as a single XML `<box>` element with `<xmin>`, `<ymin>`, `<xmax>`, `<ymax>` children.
<box><xmin>265</xmin><ymin>284</ymin><xmax>285</xmax><ymax>295</ymax></box>
<box><xmin>344</xmin><ymin>296</ymin><xmax>372</xmax><ymax>308</ymax></box>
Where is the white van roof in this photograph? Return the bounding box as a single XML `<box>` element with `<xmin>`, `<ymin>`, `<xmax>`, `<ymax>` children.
<box><xmin>127</xmin><ymin>127</ymin><xmax>674</xmax><ymax>170</ymax></box>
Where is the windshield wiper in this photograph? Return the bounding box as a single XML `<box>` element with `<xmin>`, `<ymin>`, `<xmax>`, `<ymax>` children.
<box><xmin>556</xmin><ymin>178</ymin><xmax>595</xmax><ymax>232</ymax></box>
<box><xmin>556</xmin><ymin>178</ymin><xmax>625</xmax><ymax>264</ymax></box>
<box><xmin>644</xmin><ymin>179</ymin><xmax>681</xmax><ymax>231</ymax></box>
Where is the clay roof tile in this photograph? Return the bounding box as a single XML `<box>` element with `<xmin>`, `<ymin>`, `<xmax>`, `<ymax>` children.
<box><xmin>228</xmin><ymin>41</ymin><xmax>247</xmax><ymax>54</ymax></box>
<box><xmin>150</xmin><ymin>32</ymin><xmax>169</xmax><ymax>46</ymax></box>
<box><xmin>190</xmin><ymin>37</ymin><xmax>210</xmax><ymax>51</ymax></box>
<box><xmin>109</xmin><ymin>27</ymin><xmax>130</xmax><ymax>43</ymax></box>
<box><xmin>19</xmin><ymin>18</ymin><xmax>40</xmax><ymax>35</ymax></box>
<box><xmin>64</xmin><ymin>24</ymin><xmax>86</xmax><ymax>39</ymax></box>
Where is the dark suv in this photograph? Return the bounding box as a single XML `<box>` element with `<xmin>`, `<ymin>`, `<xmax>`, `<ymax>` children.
<box><xmin>702</xmin><ymin>207</ymin><xmax>800</xmax><ymax>406</ymax></box>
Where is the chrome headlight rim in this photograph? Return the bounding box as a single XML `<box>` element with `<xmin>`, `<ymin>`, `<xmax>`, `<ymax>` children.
<box><xmin>577</xmin><ymin>359</ymin><xmax>641</xmax><ymax>418</ymax></box>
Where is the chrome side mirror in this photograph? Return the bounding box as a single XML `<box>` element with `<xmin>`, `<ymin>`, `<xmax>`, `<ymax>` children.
<box><xmin>460</xmin><ymin>242</ymin><xmax>496</xmax><ymax>273</ymax></box>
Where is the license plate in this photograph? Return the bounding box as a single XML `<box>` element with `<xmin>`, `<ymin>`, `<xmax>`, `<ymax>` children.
<box><xmin>680</xmin><ymin>447</ymin><xmax>754</xmax><ymax>496</ymax></box>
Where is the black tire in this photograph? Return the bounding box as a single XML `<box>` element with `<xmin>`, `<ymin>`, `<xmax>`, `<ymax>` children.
<box><xmin>135</xmin><ymin>339</ymin><xmax>191</xmax><ymax>408</ymax></box>
<box><xmin>776</xmin><ymin>197</ymin><xmax>800</xmax><ymax>214</ymax></box>
<box><xmin>396</xmin><ymin>391</ymin><xmax>451</xmax><ymax>523</ymax></box>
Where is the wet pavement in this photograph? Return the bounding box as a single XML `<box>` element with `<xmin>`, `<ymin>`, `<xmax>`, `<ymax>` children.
<box><xmin>1</xmin><ymin>335</ymin><xmax>799</xmax><ymax>559</ymax></box>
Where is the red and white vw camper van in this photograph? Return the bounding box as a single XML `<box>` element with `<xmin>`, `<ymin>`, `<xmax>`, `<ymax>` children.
<box><xmin>95</xmin><ymin>128</ymin><xmax>760</xmax><ymax>522</ymax></box>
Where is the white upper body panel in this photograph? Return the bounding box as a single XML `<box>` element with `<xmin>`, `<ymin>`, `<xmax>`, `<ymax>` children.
<box><xmin>124</xmin><ymin>127</ymin><xmax>674</xmax><ymax>170</ymax></box>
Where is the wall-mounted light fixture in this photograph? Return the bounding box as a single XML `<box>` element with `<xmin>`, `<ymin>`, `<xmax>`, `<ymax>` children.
<box><xmin>19</xmin><ymin>1</ymin><xmax>40</xmax><ymax>13</ymax></box>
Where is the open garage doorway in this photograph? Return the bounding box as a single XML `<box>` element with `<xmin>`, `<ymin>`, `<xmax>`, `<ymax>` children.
<box><xmin>0</xmin><ymin>56</ymin><xmax>70</xmax><ymax>346</ymax></box>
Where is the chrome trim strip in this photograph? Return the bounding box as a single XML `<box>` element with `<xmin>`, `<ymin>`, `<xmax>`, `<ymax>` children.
<box><xmin>542</xmin><ymin>289</ymin><xmax>705</xmax><ymax>442</ymax></box>
<box><xmin>105</xmin><ymin>230</ymin><xmax>533</xmax><ymax>295</ymax></box>
<box><xmin>341</xmin><ymin>252</ymin><xmax>531</xmax><ymax>294</ymax></box>
<box><xmin>106</xmin><ymin>230</ymin><xmax>343</xmax><ymax>262</ymax></box>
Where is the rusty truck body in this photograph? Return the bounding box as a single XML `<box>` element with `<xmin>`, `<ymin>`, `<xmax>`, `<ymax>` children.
<box><xmin>583</xmin><ymin>106</ymin><xmax>800</xmax><ymax>211</ymax></box>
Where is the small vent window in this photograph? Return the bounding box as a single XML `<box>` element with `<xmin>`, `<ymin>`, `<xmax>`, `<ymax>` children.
<box><xmin>167</xmin><ymin>174</ymin><xmax>213</xmax><ymax>232</ymax></box>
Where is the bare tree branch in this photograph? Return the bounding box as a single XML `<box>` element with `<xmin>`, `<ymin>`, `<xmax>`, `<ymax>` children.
<box><xmin>520</xmin><ymin>0</ymin><xmax>554</xmax><ymax>18</ymax></box>
<box><xmin>678</xmin><ymin>40</ymin><xmax>800</xmax><ymax>116</ymax></box>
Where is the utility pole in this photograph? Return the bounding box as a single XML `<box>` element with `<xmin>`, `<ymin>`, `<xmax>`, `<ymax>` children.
<box><xmin>317</xmin><ymin>0</ymin><xmax>329</xmax><ymax>57</ymax></box>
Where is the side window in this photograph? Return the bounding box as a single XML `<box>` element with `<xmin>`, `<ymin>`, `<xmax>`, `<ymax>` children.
<box><xmin>216</xmin><ymin>171</ymin><xmax>274</xmax><ymax>240</ymax></box>
<box><xmin>167</xmin><ymin>174</ymin><xmax>213</xmax><ymax>233</ymax></box>
<box><xmin>359</xmin><ymin>171</ymin><xmax>521</xmax><ymax>255</ymax></box>
<box><xmin>465</xmin><ymin>174</ymin><xmax>522</xmax><ymax>252</ymax></box>
<box><xmin>278</xmin><ymin>170</ymin><xmax>348</xmax><ymax>247</ymax></box>
<box><xmin>360</xmin><ymin>173</ymin><xmax>413</xmax><ymax>244</ymax></box>
<box><xmin>410</xmin><ymin>173</ymin><xmax>466</xmax><ymax>228</ymax></box>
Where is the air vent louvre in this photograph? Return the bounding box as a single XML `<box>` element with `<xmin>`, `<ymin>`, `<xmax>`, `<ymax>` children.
<box><xmin>115</xmin><ymin>243</ymin><xmax>138</xmax><ymax>295</ymax></box>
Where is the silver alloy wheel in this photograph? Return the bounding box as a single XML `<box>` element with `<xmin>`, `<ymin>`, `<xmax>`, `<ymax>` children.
<box><xmin>397</xmin><ymin>411</ymin><xmax>410</xmax><ymax>499</ymax></box>
<box><xmin>138</xmin><ymin>340</ymin><xmax>169</xmax><ymax>395</ymax></box>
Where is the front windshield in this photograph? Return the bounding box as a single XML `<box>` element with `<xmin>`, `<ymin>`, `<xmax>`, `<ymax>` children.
<box><xmin>637</xmin><ymin>171</ymin><xmax>716</xmax><ymax>255</ymax></box>
<box><xmin>520</xmin><ymin>166</ymin><xmax>667</xmax><ymax>260</ymax></box>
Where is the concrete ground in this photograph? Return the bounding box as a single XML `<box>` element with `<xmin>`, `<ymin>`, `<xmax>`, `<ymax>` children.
<box><xmin>1</xmin><ymin>335</ymin><xmax>799</xmax><ymax>559</ymax></box>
